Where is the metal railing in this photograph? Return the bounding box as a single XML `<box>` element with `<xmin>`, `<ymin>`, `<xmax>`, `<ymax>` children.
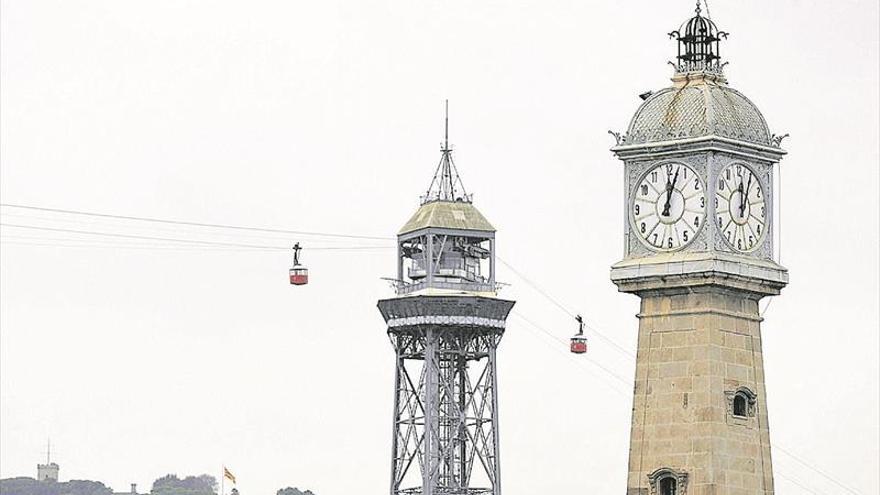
<box><xmin>393</xmin><ymin>279</ymin><xmax>496</xmax><ymax>295</ymax></box>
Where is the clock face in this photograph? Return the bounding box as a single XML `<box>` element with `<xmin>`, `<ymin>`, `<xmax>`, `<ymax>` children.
<box><xmin>715</xmin><ymin>163</ymin><xmax>767</xmax><ymax>252</ymax></box>
<box><xmin>631</xmin><ymin>162</ymin><xmax>706</xmax><ymax>251</ymax></box>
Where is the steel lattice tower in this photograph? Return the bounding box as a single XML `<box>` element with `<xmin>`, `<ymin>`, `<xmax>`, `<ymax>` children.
<box><xmin>377</xmin><ymin>104</ymin><xmax>514</xmax><ymax>495</ymax></box>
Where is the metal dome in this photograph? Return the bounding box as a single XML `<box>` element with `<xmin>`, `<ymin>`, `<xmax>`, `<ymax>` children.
<box><xmin>622</xmin><ymin>77</ymin><xmax>772</xmax><ymax>146</ymax></box>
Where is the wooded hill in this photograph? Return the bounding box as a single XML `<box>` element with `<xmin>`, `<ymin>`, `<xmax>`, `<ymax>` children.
<box><xmin>0</xmin><ymin>476</ymin><xmax>317</xmax><ymax>495</ymax></box>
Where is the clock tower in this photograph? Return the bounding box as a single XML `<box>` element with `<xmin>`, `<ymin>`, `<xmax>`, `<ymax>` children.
<box><xmin>610</xmin><ymin>4</ymin><xmax>789</xmax><ymax>495</ymax></box>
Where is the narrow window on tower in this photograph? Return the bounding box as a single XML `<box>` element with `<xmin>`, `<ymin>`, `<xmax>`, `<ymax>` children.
<box><xmin>648</xmin><ymin>468</ymin><xmax>687</xmax><ymax>495</ymax></box>
<box><xmin>659</xmin><ymin>476</ymin><xmax>677</xmax><ymax>495</ymax></box>
<box><xmin>733</xmin><ymin>393</ymin><xmax>748</xmax><ymax>417</ymax></box>
<box><xmin>726</xmin><ymin>387</ymin><xmax>757</xmax><ymax>421</ymax></box>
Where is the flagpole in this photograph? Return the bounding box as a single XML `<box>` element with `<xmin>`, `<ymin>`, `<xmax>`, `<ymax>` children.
<box><xmin>220</xmin><ymin>465</ymin><xmax>224</xmax><ymax>495</ymax></box>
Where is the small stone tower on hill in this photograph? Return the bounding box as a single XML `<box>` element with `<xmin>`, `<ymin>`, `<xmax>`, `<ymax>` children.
<box><xmin>37</xmin><ymin>440</ymin><xmax>59</xmax><ymax>482</ymax></box>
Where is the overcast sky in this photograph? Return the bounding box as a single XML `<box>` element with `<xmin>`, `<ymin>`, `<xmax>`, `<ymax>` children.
<box><xmin>1</xmin><ymin>1</ymin><xmax>878</xmax><ymax>494</ymax></box>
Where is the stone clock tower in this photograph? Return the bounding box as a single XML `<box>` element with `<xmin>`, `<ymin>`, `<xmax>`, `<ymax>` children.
<box><xmin>610</xmin><ymin>4</ymin><xmax>789</xmax><ymax>495</ymax></box>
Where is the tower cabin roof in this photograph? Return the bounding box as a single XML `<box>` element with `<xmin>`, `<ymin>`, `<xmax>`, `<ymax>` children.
<box><xmin>399</xmin><ymin>200</ymin><xmax>495</xmax><ymax>236</ymax></box>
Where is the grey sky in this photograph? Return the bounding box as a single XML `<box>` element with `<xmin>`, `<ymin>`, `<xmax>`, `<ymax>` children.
<box><xmin>1</xmin><ymin>1</ymin><xmax>878</xmax><ymax>494</ymax></box>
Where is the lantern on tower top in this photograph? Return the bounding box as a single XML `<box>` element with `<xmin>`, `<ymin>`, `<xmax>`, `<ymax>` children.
<box><xmin>668</xmin><ymin>2</ymin><xmax>729</xmax><ymax>75</ymax></box>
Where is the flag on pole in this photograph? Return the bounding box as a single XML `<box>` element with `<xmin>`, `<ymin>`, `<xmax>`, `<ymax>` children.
<box><xmin>223</xmin><ymin>467</ymin><xmax>236</xmax><ymax>485</ymax></box>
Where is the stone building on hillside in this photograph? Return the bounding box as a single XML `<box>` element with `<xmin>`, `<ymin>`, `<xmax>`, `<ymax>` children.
<box><xmin>37</xmin><ymin>441</ymin><xmax>59</xmax><ymax>482</ymax></box>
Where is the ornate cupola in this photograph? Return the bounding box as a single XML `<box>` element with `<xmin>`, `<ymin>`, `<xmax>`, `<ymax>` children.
<box><xmin>670</xmin><ymin>2</ymin><xmax>728</xmax><ymax>76</ymax></box>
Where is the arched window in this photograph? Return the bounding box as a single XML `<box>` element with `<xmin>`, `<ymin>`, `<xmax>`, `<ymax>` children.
<box><xmin>659</xmin><ymin>476</ymin><xmax>677</xmax><ymax>495</ymax></box>
<box><xmin>733</xmin><ymin>393</ymin><xmax>748</xmax><ymax>417</ymax></box>
<box><xmin>648</xmin><ymin>468</ymin><xmax>687</xmax><ymax>495</ymax></box>
<box><xmin>726</xmin><ymin>387</ymin><xmax>757</xmax><ymax>419</ymax></box>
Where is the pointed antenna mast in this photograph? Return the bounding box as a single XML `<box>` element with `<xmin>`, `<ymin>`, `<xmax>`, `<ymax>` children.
<box><xmin>47</xmin><ymin>438</ymin><xmax>51</xmax><ymax>464</ymax></box>
<box><xmin>421</xmin><ymin>100</ymin><xmax>470</xmax><ymax>204</ymax></box>
<box><xmin>444</xmin><ymin>99</ymin><xmax>449</xmax><ymax>152</ymax></box>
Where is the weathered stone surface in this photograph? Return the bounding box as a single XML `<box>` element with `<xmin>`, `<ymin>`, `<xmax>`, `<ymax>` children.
<box><xmin>620</xmin><ymin>287</ymin><xmax>776</xmax><ymax>495</ymax></box>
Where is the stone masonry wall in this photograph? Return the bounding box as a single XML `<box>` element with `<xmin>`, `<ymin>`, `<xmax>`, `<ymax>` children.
<box><xmin>626</xmin><ymin>289</ymin><xmax>774</xmax><ymax>495</ymax></box>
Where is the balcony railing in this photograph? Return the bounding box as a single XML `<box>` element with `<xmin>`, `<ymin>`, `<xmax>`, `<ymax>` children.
<box><xmin>393</xmin><ymin>279</ymin><xmax>496</xmax><ymax>295</ymax></box>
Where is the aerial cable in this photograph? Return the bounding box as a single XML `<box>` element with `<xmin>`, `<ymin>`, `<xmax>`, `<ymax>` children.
<box><xmin>774</xmin><ymin>471</ymin><xmax>828</xmax><ymax>495</ymax></box>
<box><xmin>0</xmin><ymin>240</ymin><xmax>391</xmax><ymax>253</ymax></box>
<box><xmin>0</xmin><ymin>205</ymin><xmax>643</xmax><ymax>358</ymax></box>
<box><xmin>1</xmin><ymin>223</ymin><xmax>287</xmax><ymax>250</ymax></box>
<box><xmin>0</xmin><ymin>223</ymin><xmax>393</xmax><ymax>251</ymax></box>
<box><xmin>0</xmin><ymin>234</ymin><xmax>273</xmax><ymax>249</ymax></box>
<box><xmin>511</xmin><ymin>313</ymin><xmax>629</xmax><ymax>398</ymax></box>
<box><xmin>497</xmin><ymin>255</ymin><xmax>576</xmax><ymax>317</ymax></box>
<box><xmin>499</xmin><ymin>255</ymin><xmax>858</xmax><ymax>494</ymax></box>
<box><xmin>497</xmin><ymin>255</ymin><xmax>635</xmax><ymax>359</ymax></box>
<box><xmin>0</xmin><ymin>241</ymin><xmax>283</xmax><ymax>252</ymax></box>
<box><xmin>0</xmin><ymin>233</ymin><xmax>286</xmax><ymax>251</ymax></box>
<box><xmin>513</xmin><ymin>312</ymin><xmax>631</xmax><ymax>387</ymax></box>
<box><xmin>775</xmin><ymin>445</ymin><xmax>862</xmax><ymax>495</ymax></box>
<box><xmin>0</xmin><ymin>207</ymin><xmax>856</xmax><ymax>493</ymax></box>
<box><xmin>513</xmin><ymin>310</ymin><xmax>844</xmax><ymax>495</ymax></box>
<box><xmin>0</xmin><ymin>203</ymin><xmax>394</xmax><ymax>242</ymax></box>
<box><xmin>515</xmin><ymin>306</ymin><xmax>852</xmax><ymax>495</ymax></box>
<box><xmin>0</xmin><ymin>210</ymin><xmax>365</xmax><ymax>245</ymax></box>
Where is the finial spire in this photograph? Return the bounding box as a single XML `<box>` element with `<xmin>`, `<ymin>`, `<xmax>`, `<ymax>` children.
<box><xmin>46</xmin><ymin>438</ymin><xmax>51</xmax><ymax>464</ymax></box>
<box><xmin>444</xmin><ymin>99</ymin><xmax>449</xmax><ymax>152</ymax></box>
<box><xmin>421</xmin><ymin>100</ymin><xmax>470</xmax><ymax>205</ymax></box>
<box><xmin>695</xmin><ymin>0</ymin><xmax>702</xmax><ymax>16</ymax></box>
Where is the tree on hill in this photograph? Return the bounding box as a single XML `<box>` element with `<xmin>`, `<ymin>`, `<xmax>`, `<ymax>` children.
<box><xmin>0</xmin><ymin>477</ymin><xmax>113</xmax><ymax>495</ymax></box>
<box><xmin>149</xmin><ymin>475</ymin><xmax>215</xmax><ymax>495</ymax></box>
<box><xmin>276</xmin><ymin>487</ymin><xmax>315</xmax><ymax>495</ymax></box>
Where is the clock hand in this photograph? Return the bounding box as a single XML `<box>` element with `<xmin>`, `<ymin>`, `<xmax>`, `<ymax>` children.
<box><xmin>735</xmin><ymin>180</ymin><xmax>744</xmax><ymax>218</ymax></box>
<box><xmin>661</xmin><ymin>186</ymin><xmax>672</xmax><ymax>216</ymax></box>
<box><xmin>740</xmin><ymin>174</ymin><xmax>752</xmax><ymax>218</ymax></box>
<box><xmin>660</xmin><ymin>174</ymin><xmax>672</xmax><ymax>217</ymax></box>
<box><xmin>662</xmin><ymin>167</ymin><xmax>680</xmax><ymax>217</ymax></box>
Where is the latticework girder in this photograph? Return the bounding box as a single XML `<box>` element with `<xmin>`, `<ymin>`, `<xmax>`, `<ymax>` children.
<box><xmin>389</xmin><ymin>326</ymin><xmax>504</xmax><ymax>495</ymax></box>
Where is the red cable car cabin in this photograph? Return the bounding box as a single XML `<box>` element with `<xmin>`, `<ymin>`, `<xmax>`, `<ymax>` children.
<box><xmin>570</xmin><ymin>314</ymin><xmax>587</xmax><ymax>354</ymax></box>
<box><xmin>289</xmin><ymin>243</ymin><xmax>308</xmax><ymax>285</ymax></box>
<box><xmin>289</xmin><ymin>266</ymin><xmax>308</xmax><ymax>285</ymax></box>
